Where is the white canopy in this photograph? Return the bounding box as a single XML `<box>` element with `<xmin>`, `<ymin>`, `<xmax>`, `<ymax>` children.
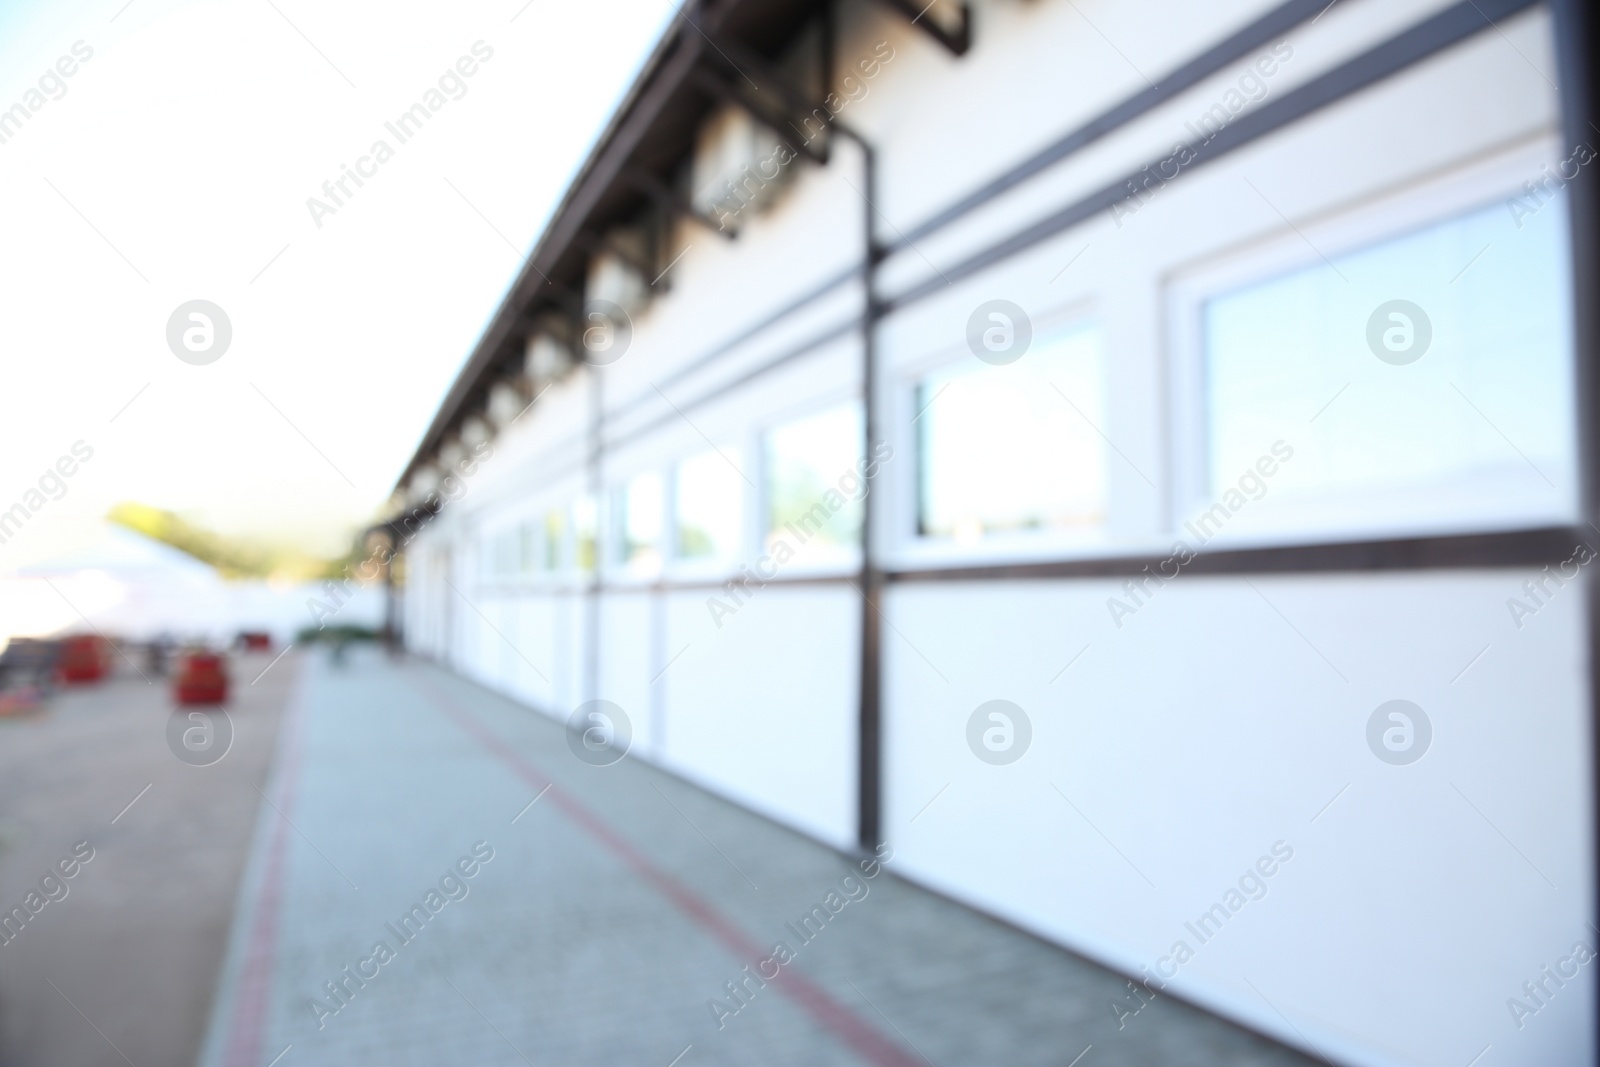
<box><xmin>0</xmin><ymin>522</ymin><xmax>383</xmax><ymax>649</ymax></box>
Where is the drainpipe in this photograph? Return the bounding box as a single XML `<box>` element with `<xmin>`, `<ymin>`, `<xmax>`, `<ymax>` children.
<box><xmin>783</xmin><ymin>0</ymin><xmax>883</xmax><ymax>854</ymax></box>
<box><xmin>646</xmin><ymin>0</ymin><xmax>889</xmax><ymax>850</ymax></box>
<box><xmin>848</xmin><ymin>129</ymin><xmax>884</xmax><ymax>854</ymax></box>
<box><xmin>827</xmin><ymin>108</ymin><xmax>884</xmax><ymax>853</ymax></box>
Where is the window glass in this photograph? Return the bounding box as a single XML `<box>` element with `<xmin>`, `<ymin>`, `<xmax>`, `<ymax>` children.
<box><xmin>487</xmin><ymin>531</ymin><xmax>516</xmax><ymax>579</ymax></box>
<box><xmin>573</xmin><ymin>495</ymin><xmax>598</xmax><ymax>573</ymax></box>
<box><xmin>765</xmin><ymin>404</ymin><xmax>864</xmax><ymax>553</ymax></box>
<box><xmin>1203</xmin><ymin>196</ymin><xmax>1575</xmax><ymax>525</ymax></box>
<box><xmin>543</xmin><ymin>508</ymin><xmax>566</xmax><ymax>572</ymax></box>
<box><xmin>615</xmin><ymin>473</ymin><xmax>664</xmax><ymax>571</ymax></box>
<box><xmin>518</xmin><ymin>523</ymin><xmax>536</xmax><ymax>575</ymax></box>
<box><xmin>675</xmin><ymin>449</ymin><xmax>743</xmax><ymax>561</ymax></box>
<box><xmin>918</xmin><ymin>324</ymin><xmax>1106</xmax><ymax>542</ymax></box>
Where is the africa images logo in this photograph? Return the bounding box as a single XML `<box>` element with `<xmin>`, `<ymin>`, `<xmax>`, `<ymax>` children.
<box><xmin>1366</xmin><ymin>700</ymin><xmax>1431</xmax><ymax>766</ymax></box>
<box><xmin>566</xmin><ymin>700</ymin><xmax>631</xmax><ymax>767</ymax></box>
<box><xmin>1365</xmin><ymin>300</ymin><xmax>1431</xmax><ymax>365</ymax></box>
<box><xmin>966</xmin><ymin>700</ymin><xmax>1031</xmax><ymax>765</ymax></box>
<box><xmin>166</xmin><ymin>300</ymin><xmax>232</xmax><ymax>365</ymax></box>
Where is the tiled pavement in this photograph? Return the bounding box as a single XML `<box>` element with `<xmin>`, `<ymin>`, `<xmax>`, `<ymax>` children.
<box><xmin>198</xmin><ymin>649</ymin><xmax>1319</xmax><ymax>1067</ymax></box>
<box><xmin>0</xmin><ymin>649</ymin><xmax>295</xmax><ymax>1067</ymax></box>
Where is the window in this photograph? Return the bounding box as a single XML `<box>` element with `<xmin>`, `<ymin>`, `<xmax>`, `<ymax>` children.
<box><xmin>1200</xmin><ymin>196</ymin><xmax>1575</xmax><ymax>532</ymax></box>
<box><xmin>574</xmin><ymin>495</ymin><xmax>598</xmax><ymax>573</ymax></box>
<box><xmin>518</xmin><ymin>523</ymin><xmax>536</xmax><ymax>575</ymax></box>
<box><xmin>486</xmin><ymin>529</ymin><xmax>518</xmax><ymax>579</ymax></box>
<box><xmin>917</xmin><ymin>324</ymin><xmax>1106</xmax><ymax>542</ymax></box>
<box><xmin>614</xmin><ymin>473</ymin><xmax>664</xmax><ymax>572</ymax></box>
<box><xmin>764</xmin><ymin>404</ymin><xmax>863</xmax><ymax>555</ymax></box>
<box><xmin>542</xmin><ymin>507</ymin><xmax>566</xmax><ymax>572</ymax></box>
<box><xmin>675</xmin><ymin>448</ymin><xmax>743</xmax><ymax>561</ymax></box>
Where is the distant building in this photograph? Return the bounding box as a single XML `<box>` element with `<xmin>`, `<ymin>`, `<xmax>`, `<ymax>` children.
<box><xmin>388</xmin><ymin>2</ymin><xmax>1598</xmax><ymax>1064</ymax></box>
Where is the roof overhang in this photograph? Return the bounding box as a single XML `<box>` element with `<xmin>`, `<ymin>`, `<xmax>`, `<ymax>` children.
<box><xmin>392</xmin><ymin>0</ymin><xmax>971</xmax><ymax>500</ymax></box>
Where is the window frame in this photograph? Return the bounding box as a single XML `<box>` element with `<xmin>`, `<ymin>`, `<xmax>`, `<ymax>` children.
<box><xmin>539</xmin><ymin>501</ymin><xmax>572</xmax><ymax>584</ymax></box>
<box><xmin>665</xmin><ymin>443</ymin><xmax>747</xmax><ymax>579</ymax></box>
<box><xmin>572</xmin><ymin>493</ymin><xmax>601</xmax><ymax>577</ymax></box>
<box><xmin>605</xmin><ymin>469</ymin><xmax>667</xmax><ymax>584</ymax></box>
<box><xmin>891</xmin><ymin>303</ymin><xmax>1115</xmax><ymax>569</ymax></box>
<box><xmin>1165</xmin><ymin>138</ymin><xmax>1580</xmax><ymax>550</ymax></box>
<box><xmin>756</xmin><ymin>394</ymin><xmax>867</xmax><ymax>578</ymax></box>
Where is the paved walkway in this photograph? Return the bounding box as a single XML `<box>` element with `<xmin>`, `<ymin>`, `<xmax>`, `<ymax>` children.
<box><xmin>0</xmin><ymin>648</ymin><xmax>294</xmax><ymax>1067</ymax></box>
<box><xmin>192</xmin><ymin>649</ymin><xmax>1316</xmax><ymax>1067</ymax></box>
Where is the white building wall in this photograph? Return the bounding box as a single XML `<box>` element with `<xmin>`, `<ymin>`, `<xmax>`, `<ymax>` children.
<box><xmin>658</xmin><ymin>585</ymin><xmax>860</xmax><ymax>849</ymax></box>
<box><xmin>883</xmin><ymin>572</ymin><xmax>1592</xmax><ymax>1067</ymax></box>
<box><xmin>397</xmin><ymin>1</ymin><xmax>1592</xmax><ymax>1062</ymax></box>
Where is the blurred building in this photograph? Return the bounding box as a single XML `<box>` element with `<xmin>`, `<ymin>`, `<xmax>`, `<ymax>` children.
<box><xmin>385</xmin><ymin>1</ymin><xmax>1597</xmax><ymax>1063</ymax></box>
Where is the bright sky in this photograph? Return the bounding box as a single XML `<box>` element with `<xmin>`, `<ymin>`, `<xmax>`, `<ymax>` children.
<box><xmin>0</xmin><ymin>0</ymin><xmax>675</xmax><ymax>562</ymax></box>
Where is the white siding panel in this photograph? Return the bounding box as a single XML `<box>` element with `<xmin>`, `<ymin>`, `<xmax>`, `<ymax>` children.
<box><xmin>660</xmin><ymin>585</ymin><xmax>860</xmax><ymax>848</ymax></box>
<box><xmin>598</xmin><ymin>591</ymin><xmax>656</xmax><ymax>754</ymax></box>
<box><xmin>884</xmin><ymin>571</ymin><xmax>1592</xmax><ymax>1066</ymax></box>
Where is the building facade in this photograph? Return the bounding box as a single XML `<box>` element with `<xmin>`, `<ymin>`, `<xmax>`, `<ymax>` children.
<box><xmin>390</xmin><ymin>1</ymin><xmax>1598</xmax><ymax>1063</ymax></box>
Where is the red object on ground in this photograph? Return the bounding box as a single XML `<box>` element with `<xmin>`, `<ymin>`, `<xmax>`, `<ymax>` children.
<box><xmin>175</xmin><ymin>651</ymin><xmax>229</xmax><ymax>705</ymax></box>
<box><xmin>240</xmin><ymin>632</ymin><xmax>272</xmax><ymax>651</ymax></box>
<box><xmin>57</xmin><ymin>636</ymin><xmax>111</xmax><ymax>683</ymax></box>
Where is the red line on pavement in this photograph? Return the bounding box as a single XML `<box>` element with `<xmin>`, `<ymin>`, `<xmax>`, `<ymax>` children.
<box><xmin>416</xmin><ymin>673</ymin><xmax>923</xmax><ymax>1067</ymax></box>
<box><xmin>223</xmin><ymin>666</ymin><xmax>309</xmax><ymax>1067</ymax></box>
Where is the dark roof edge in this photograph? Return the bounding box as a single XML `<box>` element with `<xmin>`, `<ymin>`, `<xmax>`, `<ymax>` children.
<box><xmin>392</xmin><ymin>2</ymin><xmax>707</xmax><ymax>495</ymax></box>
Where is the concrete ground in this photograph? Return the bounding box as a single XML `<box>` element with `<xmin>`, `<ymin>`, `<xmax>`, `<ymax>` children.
<box><xmin>0</xmin><ymin>646</ymin><xmax>296</xmax><ymax>1067</ymax></box>
<box><xmin>0</xmin><ymin>644</ymin><xmax>1322</xmax><ymax>1066</ymax></box>
<box><xmin>186</xmin><ymin>647</ymin><xmax>1318</xmax><ymax>1067</ymax></box>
